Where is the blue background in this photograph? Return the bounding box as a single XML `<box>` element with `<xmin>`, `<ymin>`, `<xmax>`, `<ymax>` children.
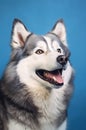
<box><xmin>0</xmin><ymin>0</ymin><xmax>86</xmax><ymax>130</ymax></box>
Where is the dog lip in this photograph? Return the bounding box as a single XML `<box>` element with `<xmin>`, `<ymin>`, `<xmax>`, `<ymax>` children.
<box><xmin>36</xmin><ymin>69</ymin><xmax>64</xmax><ymax>86</ymax></box>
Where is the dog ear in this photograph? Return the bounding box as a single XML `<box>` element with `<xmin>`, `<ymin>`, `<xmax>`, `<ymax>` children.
<box><xmin>51</xmin><ymin>19</ymin><xmax>67</xmax><ymax>46</ymax></box>
<box><xmin>11</xmin><ymin>19</ymin><xmax>31</xmax><ymax>48</ymax></box>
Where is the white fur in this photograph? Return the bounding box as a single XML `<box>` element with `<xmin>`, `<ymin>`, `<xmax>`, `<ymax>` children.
<box><xmin>16</xmin><ymin>36</ymin><xmax>73</xmax><ymax>130</ymax></box>
<box><xmin>6</xmin><ymin>19</ymin><xmax>73</xmax><ymax>130</ymax></box>
<box><xmin>34</xmin><ymin>41</ymin><xmax>47</xmax><ymax>52</ymax></box>
<box><xmin>51</xmin><ymin>21</ymin><xmax>67</xmax><ymax>46</ymax></box>
<box><xmin>44</xmin><ymin>36</ymin><xmax>54</xmax><ymax>51</ymax></box>
<box><xmin>43</xmin><ymin>36</ymin><xmax>64</xmax><ymax>53</ymax></box>
<box><xmin>8</xmin><ymin>119</ymin><xmax>67</xmax><ymax>130</ymax></box>
<box><xmin>16</xmin><ymin>48</ymin><xmax>62</xmax><ymax>89</ymax></box>
<box><xmin>12</xmin><ymin>22</ymin><xmax>30</xmax><ymax>48</ymax></box>
<box><xmin>16</xmin><ymin>54</ymin><xmax>72</xmax><ymax>130</ymax></box>
<box><xmin>16</xmin><ymin>57</ymin><xmax>72</xmax><ymax>130</ymax></box>
<box><xmin>8</xmin><ymin>119</ymin><xmax>31</xmax><ymax>130</ymax></box>
<box><xmin>63</xmin><ymin>62</ymin><xmax>73</xmax><ymax>85</ymax></box>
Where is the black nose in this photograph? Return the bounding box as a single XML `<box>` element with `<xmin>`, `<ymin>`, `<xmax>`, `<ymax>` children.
<box><xmin>57</xmin><ymin>55</ymin><xmax>68</xmax><ymax>66</ymax></box>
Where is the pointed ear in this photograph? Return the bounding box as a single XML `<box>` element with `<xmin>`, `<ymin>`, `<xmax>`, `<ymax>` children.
<box><xmin>51</xmin><ymin>19</ymin><xmax>67</xmax><ymax>46</ymax></box>
<box><xmin>11</xmin><ymin>19</ymin><xmax>31</xmax><ymax>48</ymax></box>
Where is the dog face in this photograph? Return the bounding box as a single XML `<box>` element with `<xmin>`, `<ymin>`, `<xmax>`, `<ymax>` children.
<box><xmin>10</xmin><ymin>19</ymin><xmax>72</xmax><ymax>89</ymax></box>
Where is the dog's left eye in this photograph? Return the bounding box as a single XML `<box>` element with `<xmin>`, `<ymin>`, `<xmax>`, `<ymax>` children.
<box><xmin>57</xmin><ymin>48</ymin><xmax>61</xmax><ymax>53</ymax></box>
<box><xmin>35</xmin><ymin>49</ymin><xmax>44</xmax><ymax>54</ymax></box>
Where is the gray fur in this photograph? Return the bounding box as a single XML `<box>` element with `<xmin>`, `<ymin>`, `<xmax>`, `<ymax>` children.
<box><xmin>0</xmin><ymin>19</ymin><xmax>74</xmax><ymax>130</ymax></box>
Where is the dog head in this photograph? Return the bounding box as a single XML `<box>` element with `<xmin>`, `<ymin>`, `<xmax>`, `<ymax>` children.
<box><xmin>10</xmin><ymin>19</ymin><xmax>72</xmax><ymax>89</ymax></box>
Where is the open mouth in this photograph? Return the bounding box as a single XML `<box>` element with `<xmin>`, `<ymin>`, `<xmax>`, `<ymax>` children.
<box><xmin>36</xmin><ymin>69</ymin><xmax>64</xmax><ymax>86</ymax></box>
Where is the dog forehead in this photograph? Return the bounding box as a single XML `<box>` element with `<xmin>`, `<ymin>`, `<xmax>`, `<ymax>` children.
<box><xmin>26</xmin><ymin>34</ymin><xmax>45</xmax><ymax>44</ymax></box>
<box><xmin>34</xmin><ymin>36</ymin><xmax>59</xmax><ymax>51</ymax></box>
<box><xmin>36</xmin><ymin>40</ymin><xmax>47</xmax><ymax>49</ymax></box>
<box><xmin>25</xmin><ymin>34</ymin><xmax>45</xmax><ymax>49</ymax></box>
<box><xmin>43</xmin><ymin>35</ymin><xmax>60</xmax><ymax>51</ymax></box>
<box><xmin>25</xmin><ymin>34</ymin><xmax>62</xmax><ymax>52</ymax></box>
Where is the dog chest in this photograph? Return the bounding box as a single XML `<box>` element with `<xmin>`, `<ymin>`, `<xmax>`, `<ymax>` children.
<box><xmin>8</xmin><ymin>119</ymin><xmax>30</xmax><ymax>130</ymax></box>
<box><xmin>8</xmin><ymin>118</ymin><xmax>67</xmax><ymax>130</ymax></box>
<box><xmin>8</xmin><ymin>119</ymin><xmax>55</xmax><ymax>130</ymax></box>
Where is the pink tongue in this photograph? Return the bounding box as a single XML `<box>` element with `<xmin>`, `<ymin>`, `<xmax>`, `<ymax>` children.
<box><xmin>52</xmin><ymin>74</ymin><xmax>63</xmax><ymax>84</ymax></box>
<box><xmin>46</xmin><ymin>73</ymin><xmax>63</xmax><ymax>84</ymax></box>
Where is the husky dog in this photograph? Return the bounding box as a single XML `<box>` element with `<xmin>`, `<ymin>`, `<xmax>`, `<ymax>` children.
<box><xmin>0</xmin><ymin>19</ymin><xmax>74</xmax><ymax>130</ymax></box>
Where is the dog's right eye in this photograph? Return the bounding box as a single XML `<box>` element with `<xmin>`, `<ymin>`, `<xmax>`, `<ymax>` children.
<box><xmin>57</xmin><ymin>48</ymin><xmax>61</xmax><ymax>53</ymax></box>
<box><xmin>35</xmin><ymin>49</ymin><xmax>44</xmax><ymax>54</ymax></box>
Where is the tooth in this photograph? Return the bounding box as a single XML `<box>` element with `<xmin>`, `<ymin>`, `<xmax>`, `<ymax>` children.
<box><xmin>44</xmin><ymin>72</ymin><xmax>48</xmax><ymax>77</ymax></box>
<box><xmin>53</xmin><ymin>76</ymin><xmax>57</xmax><ymax>81</ymax></box>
